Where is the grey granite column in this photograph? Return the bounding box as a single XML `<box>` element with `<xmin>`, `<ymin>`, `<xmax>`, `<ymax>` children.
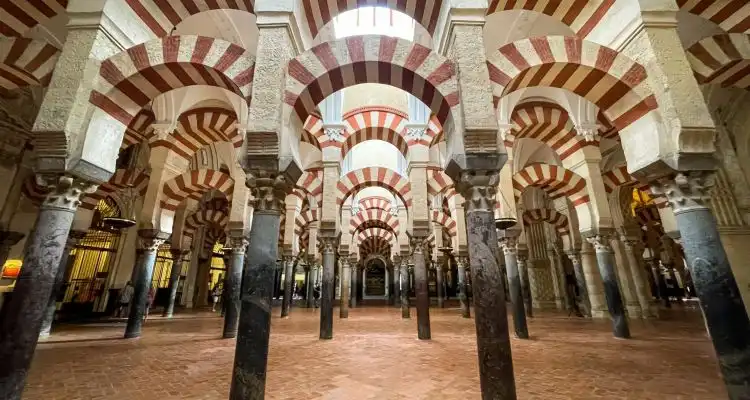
<box><xmin>125</xmin><ymin>231</ymin><xmax>166</xmax><ymax>339</ymax></box>
<box><xmin>412</xmin><ymin>237</ymin><xmax>431</xmax><ymax>340</ymax></box>
<box><xmin>457</xmin><ymin>256</ymin><xmax>471</xmax><ymax>318</ymax></box>
<box><xmin>319</xmin><ymin>236</ymin><xmax>336</xmax><ymax>339</ymax></box>
<box><xmin>436</xmin><ymin>262</ymin><xmax>445</xmax><ymax>308</ymax></box>
<box><xmin>400</xmin><ymin>258</ymin><xmax>410</xmax><ymax>318</ymax></box>
<box><xmin>392</xmin><ymin>259</ymin><xmax>401</xmax><ymax>306</ymax></box>
<box><xmin>229</xmin><ymin>174</ymin><xmax>286</xmax><ymax>400</ymax></box>
<box><xmin>516</xmin><ymin>252</ymin><xmax>533</xmax><ymax>317</ymax></box>
<box><xmin>546</xmin><ymin>245</ymin><xmax>566</xmax><ymax>310</ymax></box>
<box><xmin>0</xmin><ymin>176</ymin><xmax>95</xmax><ymax>400</ymax></box>
<box><xmin>39</xmin><ymin>230</ymin><xmax>85</xmax><ymax>338</ymax></box>
<box><xmin>340</xmin><ymin>258</ymin><xmax>351</xmax><ymax>318</ymax></box>
<box><xmin>223</xmin><ymin>235</ymin><xmax>247</xmax><ymax>339</ymax></box>
<box><xmin>622</xmin><ymin>237</ymin><xmax>655</xmax><ymax>318</ymax></box>
<box><xmin>567</xmin><ymin>251</ymin><xmax>592</xmax><ymax>317</ymax></box>
<box><xmin>653</xmin><ymin>172</ymin><xmax>750</xmax><ymax>399</ymax></box>
<box><xmin>501</xmin><ymin>237</ymin><xmax>528</xmax><ymax>339</ymax></box>
<box><xmin>305</xmin><ymin>264</ymin><xmax>314</xmax><ymax>308</ymax></box>
<box><xmin>350</xmin><ymin>262</ymin><xmax>358</xmax><ymax>308</ymax></box>
<box><xmin>458</xmin><ymin>170</ymin><xmax>517</xmax><ymax>399</ymax></box>
<box><xmin>586</xmin><ymin>235</ymin><xmax>630</xmax><ymax>339</ymax></box>
<box><xmin>281</xmin><ymin>256</ymin><xmax>295</xmax><ymax>318</ymax></box>
<box><xmin>163</xmin><ymin>249</ymin><xmax>186</xmax><ymax>318</ymax></box>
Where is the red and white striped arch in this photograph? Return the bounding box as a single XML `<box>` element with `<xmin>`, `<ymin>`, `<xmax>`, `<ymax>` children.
<box><xmin>512</xmin><ymin>163</ymin><xmax>588</xmax><ymax>206</ymax></box>
<box><xmin>342</xmin><ymin>107</ymin><xmax>410</xmax><ymax>158</ymax></box>
<box><xmin>426</xmin><ymin>168</ymin><xmax>454</xmax><ymax>196</ymax></box>
<box><xmin>153</xmin><ymin>107</ymin><xmax>243</xmax><ymax>161</ymax></box>
<box><xmin>122</xmin><ymin>110</ymin><xmax>155</xmax><ymax>148</ymax></box>
<box><xmin>0</xmin><ymin>0</ymin><xmax>67</xmax><ymax>36</ymax></box>
<box><xmin>359</xmin><ymin>196</ymin><xmax>392</xmax><ymax>212</ymax></box>
<box><xmin>509</xmin><ymin>102</ymin><xmax>592</xmax><ymax>160</ymax></box>
<box><xmin>81</xmin><ymin>168</ymin><xmax>150</xmax><ymax>210</ymax></box>
<box><xmin>430</xmin><ymin>209</ymin><xmax>457</xmax><ymax>236</ymax></box>
<box><xmin>357</xmin><ymin>227</ymin><xmax>395</xmax><ymax>245</ymax></box>
<box><xmin>202</xmin><ymin>227</ymin><xmax>226</xmax><ymax>252</ymax></box>
<box><xmin>349</xmin><ymin>209</ymin><xmax>400</xmax><ymax>236</ymax></box>
<box><xmin>296</xmin><ymin>169</ymin><xmax>324</xmax><ymax>207</ymax></box>
<box><xmin>90</xmin><ymin>35</ymin><xmax>255</xmax><ymax>131</ymax></box>
<box><xmin>125</xmin><ymin>0</ymin><xmax>255</xmax><ymax>38</ymax></box>
<box><xmin>184</xmin><ymin>208</ymin><xmax>229</xmax><ymax>238</ymax></box>
<box><xmin>161</xmin><ymin>169</ymin><xmax>234</xmax><ymax>211</ymax></box>
<box><xmin>301</xmin><ymin>0</ymin><xmax>443</xmax><ymax>39</ymax></box>
<box><xmin>487</xmin><ymin>0</ymin><xmax>614</xmax><ymax>38</ymax></box>
<box><xmin>522</xmin><ymin>208</ymin><xmax>570</xmax><ymax>234</ymax></box>
<box><xmin>677</xmin><ymin>0</ymin><xmax>750</xmax><ymax>33</ymax></box>
<box><xmin>487</xmin><ymin>36</ymin><xmax>658</xmax><ymax>131</ymax></box>
<box><xmin>0</xmin><ymin>38</ymin><xmax>59</xmax><ymax>90</ymax></box>
<box><xmin>284</xmin><ymin>36</ymin><xmax>459</xmax><ymax>135</ymax></box>
<box><xmin>294</xmin><ymin>208</ymin><xmax>318</xmax><ymax>235</ymax></box>
<box><xmin>687</xmin><ymin>34</ymin><xmax>750</xmax><ymax>89</ymax></box>
<box><xmin>359</xmin><ymin>236</ymin><xmax>391</xmax><ymax>257</ymax></box>
<box><xmin>336</xmin><ymin>167</ymin><xmax>412</xmax><ymax>207</ymax></box>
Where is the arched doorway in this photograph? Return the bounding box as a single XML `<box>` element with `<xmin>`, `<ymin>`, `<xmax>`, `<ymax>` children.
<box><xmin>363</xmin><ymin>259</ymin><xmax>387</xmax><ymax>299</ymax></box>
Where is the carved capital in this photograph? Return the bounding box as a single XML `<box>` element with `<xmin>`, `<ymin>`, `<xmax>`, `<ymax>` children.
<box><xmin>410</xmin><ymin>236</ymin><xmax>426</xmax><ymax>255</ymax></box>
<box><xmin>139</xmin><ymin>237</ymin><xmax>165</xmax><ymax>252</ymax></box>
<box><xmin>38</xmin><ymin>174</ymin><xmax>98</xmax><ymax>212</ymax></box>
<box><xmin>392</xmin><ymin>254</ymin><xmax>402</xmax><ymax>265</ymax></box>
<box><xmin>576</xmin><ymin>124</ymin><xmax>599</xmax><ymax>143</ymax></box>
<box><xmin>650</xmin><ymin>171</ymin><xmax>714</xmax><ymax>214</ymax></box>
<box><xmin>319</xmin><ymin>235</ymin><xmax>338</xmax><ymax>255</ymax></box>
<box><xmin>456</xmin><ymin>170</ymin><xmax>499</xmax><ymax>212</ymax></box>
<box><xmin>499</xmin><ymin>237</ymin><xmax>517</xmax><ymax>256</ymax></box>
<box><xmin>247</xmin><ymin>171</ymin><xmax>292</xmax><ymax>212</ymax></box>
<box><xmin>324</xmin><ymin>127</ymin><xmax>344</xmax><ymax>141</ymax></box>
<box><xmin>566</xmin><ymin>251</ymin><xmax>581</xmax><ymax>265</ymax></box>
<box><xmin>456</xmin><ymin>257</ymin><xmax>469</xmax><ymax>269</ymax></box>
<box><xmin>229</xmin><ymin>236</ymin><xmax>249</xmax><ymax>255</ymax></box>
<box><xmin>585</xmin><ymin>235</ymin><xmax>612</xmax><ymax>253</ymax></box>
<box><xmin>406</xmin><ymin>127</ymin><xmax>427</xmax><ymax>141</ymax></box>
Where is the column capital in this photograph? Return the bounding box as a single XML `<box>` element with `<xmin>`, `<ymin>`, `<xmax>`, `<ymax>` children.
<box><xmin>319</xmin><ymin>235</ymin><xmax>338</xmax><ymax>255</ymax></box>
<box><xmin>247</xmin><ymin>171</ymin><xmax>294</xmax><ymax>213</ymax></box>
<box><xmin>650</xmin><ymin>171</ymin><xmax>714</xmax><ymax>214</ymax></box>
<box><xmin>137</xmin><ymin>229</ymin><xmax>169</xmax><ymax>252</ymax></box>
<box><xmin>585</xmin><ymin>234</ymin><xmax>613</xmax><ymax>253</ymax></box>
<box><xmin>454</xmin><ymin>169</ymin><xmax>500</xmax><ymax>212</ymax></box>
<box><xmin>566</xmin><ymin>250</ymin><xmax>582</xmax><ymax>264</ymax></box>
<box><xmin>499</xmin><ymin>236</ymin><xmax>518</xmax><ymax>255</ymax></box>
<box><xmin>229</xmin><ymin>236</ymin><xmax>249</xmax><ymax>255</ymax></box>
<box><xmin>409</xmin><ymin>236</ymin><xmax>427</xmax><ymax>255</ymax></box>
<box><xmin>38</xmin><ymin>174</ymin><xmax>98</xmax><ymax>212</ymax></box>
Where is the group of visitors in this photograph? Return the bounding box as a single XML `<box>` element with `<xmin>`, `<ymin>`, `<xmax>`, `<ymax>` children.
<box><xmin>116</xmin><ymin>281</ymin><xmax>156</xmax><ymax>320</ymax></box>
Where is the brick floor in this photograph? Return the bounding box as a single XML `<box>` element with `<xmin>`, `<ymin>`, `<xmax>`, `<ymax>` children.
<box><xmin>24</xmin><ymin>305</ymin><xmax>726</xmax><ymax>400</ymax></box>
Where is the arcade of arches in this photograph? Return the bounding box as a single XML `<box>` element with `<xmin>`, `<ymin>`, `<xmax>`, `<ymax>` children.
<box><xmin>0</xmin><ymin>1</ymin><xmax>749</xmax><ymax>399</ymax></box>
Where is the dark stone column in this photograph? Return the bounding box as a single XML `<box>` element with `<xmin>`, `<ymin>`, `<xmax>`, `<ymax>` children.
<box><xmin>587</xmin><ymin>235</ymin><xmax>630</xmax><ymax>339</ymax></box>
<box><xmin>412</xmin><ymin>237</ymin><xmax>431</xmax><ymax>340</ymax></box>
<box><xmin>0</xmin><ymin>176</ymin><xmax>96</xmax><ymax>400</ymax></box>
<box><xmin>125</xmin><ymin>231</ymin><xmax>167</xmax><ymax>339</ymax></box>
<box><xmin>281</xmin><ymin>256</ymin><xmax>295</xmax><ymax>318</ymax></box>
<box><xmin>163</xmin><ymin>249</ymin><xmax>186</xmax><ymax>318</ymax></box>
<box><xmin>436</xmin><ymin>262</ymin><xmax>445</xmax><ymax>308</ymax></box>
<box><xmin>222</xmin><ymin>235</ymin><xmax>247</xmax><ymax>339</ymax></box>
<box><xmin>340</xmin><ymin>258</ymin><xmax>350</xmax><ymax>318</ymax></box>
<box><xmin>567</xmin><ymin>251</ymin><xmax>592</xmax><ymax>317</ymax></box>
<box><xmin>517</xmin><ymin>253</ymin><xmax>533</xmax><ymax>318</ymax></box>
<box><xmin>457</xmin><ymin>170</ymin><xmax>517</xmax><ymax>399</ymax></box>
<box><xmin>229</xmin><ymin>173</ymin><xmax>287</xmax><ymax>400</ymax></box>
<box><xmin>399</xmin><ymin>259</ymin><xmax>410</xmax><ymax>318</ymax></box>
<box><xmin>500</xmin><ymin>237</ymin><xmax>528</xmax><ymax>339</ymax></box>
<box><xmin>350</xmin><ymin>263</ymin><xmax>357</xmax><ymax>308</ymax></box>
<box><xmin>39</xmin><ymin>230</ymin><xmax>85</xmax><ymax>338</ymax></box>
<box><xmin>457</xmin><ymin>256</ymin><xmax>471</xmax><ymax>318</ymax></box>
<box><xmin>305</xmin><ymin>265</ymin><xmax>315</xmax><ymax>308</ymax></box>
<box><xmin>653</xmin><ymin>172</ymin><xmax>750</xmax><ymax>399</ymax></box>
<box><xmin>392</xmin><ymin>258</ymin><xmax>400</xmax><ymax>307</ymax></box>
<box><xmin>319</xmin><ymin>236</ymin><xmax>336</xmax><ymax>339</ymax></box>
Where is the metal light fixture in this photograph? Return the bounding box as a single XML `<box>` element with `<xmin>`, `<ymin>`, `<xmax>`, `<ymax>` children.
<box><xmin>494</xmin><ymin>217</ymin><xmax>517</xmax><ymax>231</ymax></box>
<box><xmin>102</xmin><ymin>216</ymin><xmax>136</xmax><ymax>230</ymax></box>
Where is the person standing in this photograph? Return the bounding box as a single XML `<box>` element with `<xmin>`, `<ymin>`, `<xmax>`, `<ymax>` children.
<box><xmin>211</xmin><ymin>284</ymin><xmax>222</xmax><ymax>312</ymax></box>
<box><xmin>144</xmin><ymin>287</ymin><xmax>156</xmax><ymax>321</ymax></box>
<box><xmin>117</xmin><ymin>281</ymin><xmax>134</xmax><ymax>318</ymax></box>
<box><xmin>313</xmin><ymin>284</ymin><xmax>321</xmax><ymax>309</ymax></box>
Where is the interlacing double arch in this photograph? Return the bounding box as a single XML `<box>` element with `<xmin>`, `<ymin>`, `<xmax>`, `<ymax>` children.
<box><xmin>522</xmin><ymin>208</ymin><xmax>570</xmax><ymax>234</ymax></box>
<box><xmin>349</xmin><ymin>209</ymin><xmax>400</xmax><ymax>237</ymax></box>
<box><xmin>161</xmin><ymin>169</ymin><xmax>234</xmax><ymax>212</ymax></box>
<box><xmin>124</xmin><ymin>0</ymin><xmax>256</xmax><ymax>38</ymax></box>
<box><xmin>512</xmin><ymin>163</ymin><xmax>588</xmax><ymax>206</ymax></box>
<box><xmin>487</xmin><ymin>0</ymin><xmax>615</xmax><ymax>39</ymax></box>
<box><xmin>336</xmin><ymin>167</ymin><xmax>412</xmax><ymax>207</ymax></box>
<box><xmin>687</xmin><ymin>34</ymin><xmax>750</xmax><ymax>89</ymax></box>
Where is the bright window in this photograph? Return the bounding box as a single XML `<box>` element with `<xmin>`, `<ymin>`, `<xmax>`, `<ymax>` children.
<box><xmin>334</xmin><ymin>7</ymin><xmax>415</xmax><ymax>40</ymax></box>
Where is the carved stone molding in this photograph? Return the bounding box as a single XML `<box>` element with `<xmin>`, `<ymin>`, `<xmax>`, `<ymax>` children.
<box><xmin>456</xmin><ymin>170</ymin><xmax>500</xmax><ymax>212</ymax></box>
<box><xmin>38</xmin><ymin>175</ymin><xmax>98</xmax><ymax>212</ymax></box>
<box><xmin>410</xmin><ymin>237</ymin><xmax>426</xmax><ymax>255</ymax></box>
<box><xmin>585</xmin><ymin>235</ymin><xmax>613</xmax><ymax>253</ymax></box>
<box><xmin>229</xmin><ymin>236</ymin><xmax>249</xmax><ymax>255</ymax></box>
<box><xmin>500</xmin><ymin>237</ymin><xmax>518</xmax><ymax>256</ymax></box>
<box><xmin>651</xmin><ymin>171</ymin><xmax>714</xmax><ymax>214</ymax></box>
<box><xmin>324</xmin><ymin>127</ymin><xmax>344</xmax><ymax>142</ymax></box>
<box><xmin>247</xmin><ymin>171</ymin><xmax>292</xmax><ymax>212</ymax></box>
<box><xmin>319</xmin><ymin>235</ymin><xmax>338</xmax><ymax>255</ymax></box>
<box><xmin>406</xmin><ymin>127</ymin><xmax>427</xmax><ymax>141</ymax></box>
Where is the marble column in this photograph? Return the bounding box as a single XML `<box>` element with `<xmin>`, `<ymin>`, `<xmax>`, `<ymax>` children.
<box><xmin>305</xmin><ymin>265</ymin><xmax>315</xmax><ymax>308</ymax></box>
<box><xmin>653</xmin><ymin>172</ymin><xmax>750</xmax><ymax>399</ymax></box>
<box><xmin>586</xmin><ymin>235</ymin><xmax>630</xmax><ymax>339</ymax></box>
<box><xmin>400</xmin><ymin>259</ymin><xmax>410</xmax><ymax>318</ymax></box>
<box><xmin>125</xmin><ymin>232</ymin><xmax>166</xmax><ymax>339</ymax></box>
<box><xmin>39</xmin><ymin>231</ymin><xmax>85</xmax><ymax>338</ymax></box>
<box><xmin>457</xmin><ymin>257</ymin><xmax>471</xmax><ymax>318</ymax></box>
<box><xmin>350</xmin><ymin>263</ymin><xmax>358</xmax><ymax>308</ymax></box>
<box><xmin>340</xmin><ymin>258</ymin><xmax>351</xmax><ymax>318</ymax></box>
<box><xmin>516</xmin><ymin>253</ymin><xmax>533</xmax><ymax>317</ymax></box>
<box><xmin>436</xmin><ymin>262</ymin><xmax>445</xmax><ymax>308</ymax></box>
<box><xmin>392</xmin><ymin>258</ymin><xmax>400</xmax><ymax>306</ymax></box>
<box><xmin>611</xmin><ymin>236</ymin><xmax>641</xmax><ymax>318</ymax></box>
<box><xmin>546</xmin><ymin>246</ymin><xmax>566</xmax><ymax>310</ymax></box>
<box><xmin>459</xmin><ymin>171</ymin><xmax>517</xmax><ymax>398</ymax></box>
<box><xmin>0</xmin><ymin>176</ymin><xmax>97</xmax><ymax>399</ymax></box>
<box><xmin>195</xmin><ymin>256</ymin><xmax>212</xmax><ymax>307</ymax></box>
<box><xmin>501</xmin><ymin>237</ymin><xmax>528</xmax><ymax>339</ymax></box>
<box><xmin>229</xmin><ymin>176</ymin><xmax>284</xmax><ymax>399</ymax></box>
<box><xmin>318</xmin><ymin>236</ymin><xmax>336</xmax><ymax>339</ymax></box>
<box><xmin>222</xmin><ymin>236</ymin><xmax>248</xmax><ymax>339</ymax></box>
<box><xmin>163</xmin><ymin>249</ymin><xmax>186</xmax><ymax>318</ymax></box>
<box><xmin>281</xmin><ymin>256</ymin><xmax>295</xmax><ymax>318</ymax></box>
<box><xmin>580</xmin><ymin>242</ymin><xmax>607</xmax><ymax>317</ymax></box>
<box><xmin>412</xmin><ymin>237</ymin><xmax>431</xmax><ymax>340</ymax></box>
<box><xmin>622</xmin><ymin>237</ymin><xmax>656</xmax><ymax>318</ymax></box>
<box><xmin>567</xmin><ymin>251</ymin><xmax>591</xmax><ymax>317</ymax></box>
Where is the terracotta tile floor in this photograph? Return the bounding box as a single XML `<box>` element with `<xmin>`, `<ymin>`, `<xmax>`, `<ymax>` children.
<box><xmin>24</xmin><ymin>305</ymin><xmax>726</xmax><ymax>400</ymax></box>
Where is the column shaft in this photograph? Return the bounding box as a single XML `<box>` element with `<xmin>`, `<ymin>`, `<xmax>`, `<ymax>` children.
<box><xmin>568</xmin><ymin>252</ymin><xmax>591</xmax><ymax>317</ymax></box>
<box><xmin>125</xmin><ymin>235</ymin><xmax>164</xmax><ymax>339</ymax></box>
<box><xmin>517</xmin><ymin>256</ymin><xmax>533</xmax><ymax>317</ymax></box>
<box><xmin>400</xmin><ymin>261</ymin><xmax>410</xmax><ymax>318</ymax></box>
<box><xmin>392</xmin><ymin>263</ymin><xmax>400</xmax><ymax>306</ymax></box>
<box><xmin>319</xmin><ymin>239</ymin><xmax>336</xmax><ymax>339</ymax></box>
<box><xmin>589</xmin><ymin>236</ymin><xmax>630</xmax><ymax>339</ymax></box>
<box><xmin>163</xmin><ymin>252</ymin><xmax>184</xmax><ymax>318</ymax></box>
<box><xmin>340</xmin><ymin>261</ymin><xmax>350</xmax><ymax>318</ymax></box>
<box><xmin>223</xmin><ymin>239</ymin><xmax>247</xmax><ymax>339</ymax></box>
<box><xmin>413</xmin><ymin>240</ymin><xmax>431</xmax><ymax>340</ymax></box>
<box><xmin>580</xmin><ymin>242</ymin><xmax>607</xmax><ymax>317</ymax></box>
<box><xmin>305</xmin><ymin>268</ymin><xmax>314</xmax><ymax>308</ymax></box>
<box><xmin>436</xmin><ymin>265</ymin><xmax>445</xmax><ymax>308</ymax></box>
<box><xmin>39</xmin><ymin>234</ymin><xmax>80</xmax><ymax>338</ymax></box>
<box><xmin>0</xmin><ymin>182</ymin><xmax>85</xmax><ymax>400</ymax></box>
<box><xmin>281</xmin><ymin>258</ymin><xmax>294</xmax><ymax>318</ymax></box>
<box><xmin>229</xmin><ymin>210</ymin><xmax>280</xmax><ymax>399</ymax></box>
<box><xmin>457</xmin><ymin>258</ymin><xmax>471</xmax><ymax>318</ymax></box>
<box><xmin>623</xmin><ymin>239</ymin><xmax>656</xmax><ymax>318</ymax></box>
<box><xmin>502</xmin><ymin>242</ymin><xmax>528</xmax><ymax>339</ymax></box>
